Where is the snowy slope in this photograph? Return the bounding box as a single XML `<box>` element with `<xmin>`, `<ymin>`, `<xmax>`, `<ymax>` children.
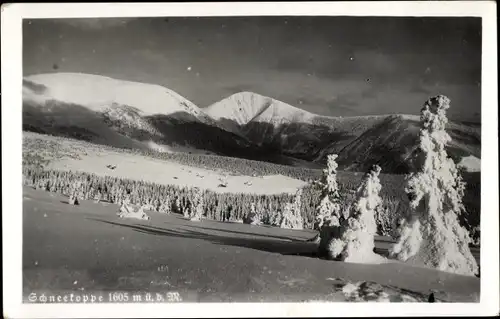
<box><xmin>24</xmin><ymin>73</ymin><xmax>209</xmax><ymax>120</ymax></box>
<box><xmin>23</xmin><ymin>187</ymin><xmax>480</xmax><ymax>303</ymax></box>
<box><xmin>205</xmin><ymin>92</ymin><xmax>316</xmax><ymax>126</ymax></box>
<box><xmin>22</xmin><ymin>73</ymin><xmax>267</xmax><ymax>158</ymax></box>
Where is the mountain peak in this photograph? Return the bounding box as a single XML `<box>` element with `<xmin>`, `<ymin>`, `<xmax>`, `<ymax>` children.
<box><xmin>205</xmin><ymin>91</ymin><xmax>316</xmax><ymax>126</ymax></box>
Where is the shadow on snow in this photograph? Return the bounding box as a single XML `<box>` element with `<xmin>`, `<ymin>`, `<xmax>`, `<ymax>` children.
<box><xmin>87</xmin><ymin>217</ymin><xmax>321</xmax><ymax>258</ymax></box>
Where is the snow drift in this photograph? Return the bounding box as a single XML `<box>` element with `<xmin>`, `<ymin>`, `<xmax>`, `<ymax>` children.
<box><xmin>117</xmin><ymin>199</ymin><xmax>151</xmax><ymax>221</ymax></box>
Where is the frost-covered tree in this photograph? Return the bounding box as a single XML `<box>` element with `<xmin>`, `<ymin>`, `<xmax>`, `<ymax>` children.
<box><xmin>270</xmin><ymin>209</ymin><xmax>283</xmax><ymax>227</ymax></box>
<box><xmin>188</xmin><ymin>187</ymin><xmax>204</xmax><ymax>221</ymax></box>
<box><xmin>375</xmin><ymin>197</ymin><xmax>401</xmax><ymax>238</ymax></box>
<box><xmin>293</xmin><ymin>188</ymin><xmax>303</xmax><ymax>216</ymax></box>
<box><xmin>68</xmin><ymin>180</ymin><xmax>82</xmax><ymax>205</ymax></box>
<box><xmin>87</xmin><ymin>187</ymin><xmax>94</xmax><ymax>200</ymax></box>
<box><xmin>389</xmin><ymin>95</ymin><xmax>478</xmax><ymax>276</ymax></box>
<box><xmin>158</xmin><ymin>196</ymin><xmax>171</xmax><ymax>214</ymax></box>
<box><xmin>314</xmin><ymin>154</ymin><xmax>342</xmax><ymax>229</ymax></box>
<box><xmin>255</xmin><ymin>201</ymin><xmax>264</xmax><ymax>224</ymax></box>
<box><xmin>244</xmin><ymin>202</ymin><xmax>262</xmax><ymax>225</ymax></box>
<box><xmin>323</xmin><ymin>165</ymin><xmax>384</xmax><ymax>263</ymax></box>
<box><xmin>280</xmin><ymin>189</ymin><xmax>304</xmax><ymax>229</ymax></box>
<box><xmin>280</xmin><ymin>203</ymin><xmax>295</xmax><ymax>228</ymax></box>
<box><xmin>183</xmin><ymin>206</ymin><xmax>191</xmax><ymax>218</ymax></box>
<box><xmin>173</xmin><ymin>197</ymin><xmax>181</xmax><ymax>214</ymax></box>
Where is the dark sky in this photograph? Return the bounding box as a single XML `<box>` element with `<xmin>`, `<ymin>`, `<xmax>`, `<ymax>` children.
<box><xmin>23</xmin><ymin>16</ymin><xmax>482</xmax><ymax>122</ymax></box>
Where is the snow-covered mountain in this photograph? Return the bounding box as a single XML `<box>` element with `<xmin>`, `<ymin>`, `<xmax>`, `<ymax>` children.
<box><xmin>204</xmin><ymin>91</ymin><xmax>481</xmax><ymax>173</ymax></box>
<box><xmin>22</xmin><ymin>73</ymin><xmax>481</xmax><ymax>174</ymax></box>
<box><xmin>22</xmin><ymin>73</ymin><xmax>262</xmax><ymax>157</ymax></box>
<box><xmin>24</xmin><ymin>73</ymin><xmax>210</xmax><ymax>120</ymax></box>
<box><xmin>205</xmin><ymin>92</ymin><xmax>316</xmax><ymax>127</ymax></box>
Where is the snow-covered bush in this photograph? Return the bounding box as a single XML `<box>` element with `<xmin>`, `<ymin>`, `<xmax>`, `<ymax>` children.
<box><xmin>322</xmin><ymin>165</ymin><xmax>384</xmax><ymax>262</ymax></box>
<box><xmin>68</xmin><ymin>194</ymin><xmax>79</xmax><ymax>205</ymax></box>
<box><xmin>389</xmin><ymin>95</ymin><xmax>478</xmax><ymax>276</ymax></box>
<box><xmin>117</xmin><ymin>203</ymin><xmax>151</xmax><ymax>221</ymax></box>
<box><xmin>314</xmin><ymin>154</ymin><xmax>342</xmax><ymax>229</ymax></box>
<box><xmin>280</xmin><ymin>189</ymin><xmax>304</xmax><ymax>229</ymax></box>
<box><xmin>244</xmin><ymin>202</ymin><xmax>262</xmax><ymax>225</ymax></box>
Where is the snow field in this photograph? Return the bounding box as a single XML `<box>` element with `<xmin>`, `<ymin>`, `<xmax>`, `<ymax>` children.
<box><xmin>46</xmin><ymin>148</ymin><xmax>307</xmax><ymax>195</ymax></box>
<box><xmin>23</xmin><ymin>186</ymin><xmax>480</xmax><ymax>303</ymax></box>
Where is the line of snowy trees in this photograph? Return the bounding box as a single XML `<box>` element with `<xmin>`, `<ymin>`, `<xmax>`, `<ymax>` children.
<box><xmin>313</xmin><ymin>95</ymin><xmax>479</xmax><ymax>276</ymax></box>
<box><xmin>22</xmin><ymin>167</ymin><xmax>309</xmax><ymax>225</ymax></box>
<box><xmin>23</xmin><ymin>164</ymin><xmax>398</xmax><ymax>233</ymax></box>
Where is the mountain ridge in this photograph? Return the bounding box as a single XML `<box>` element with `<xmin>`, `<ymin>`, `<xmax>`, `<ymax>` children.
<box><xmin>24</xmin><ymin>72</ymin><xmax>212</xmax><ymax>121</ymax></box>
<box><xmin>22</xmin><ymin>72</ymin><xmax>481</xmax><ymax>174</ymax></box>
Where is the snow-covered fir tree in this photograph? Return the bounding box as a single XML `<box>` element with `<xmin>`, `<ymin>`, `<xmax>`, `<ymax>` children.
<box><xmin>270</xmin><ymin>208</ymin><xmax>283</xmax><ymax>227</ymax></box>
<box><xmin>389</xmin><ymin>95</ymin><xmax>478</xmax><ymax>276</ymax></box>
<box><xmin>280</xmin><ymin>203</ymin><xmax>294</xmax><ymax>228</ymax></box>
<box><xmin>174</xmin><ymin>197</ymin><xmax>181</xmax><ymax>214</ymax></box>
<box><xmin>244</xmin><ymin>202</ymin><xmax>262</xmax><ymax>225</ymax></box>
<box><xmin>255</xmin><ymin>201</ymin><xmax>264</xmax><ymax>224</ymax></box>
<box><xmin>280</xmin><ymin>189</ymin><xmax>304</xmax><ymax>229</ymax></box>
<box><xmin>159</xmin><ymin>196</ymin><xmax>171</xmax><ymax>214</ymax></box>
<box><xmin>374</xmin><ymin>197</ymin><xmax>401</xmax><ymax>238</ymax></box>
<box><xmin>188</xmin><ymin>187</ymin><xmax>204</xmax><ymax>221</ymax></box>
<box><xmin>68</xmin><ymin>180</ymin><xmax>82</xmax><ymax>205</ymax></box>
<box><xmin>181</xmin><ymin>193</ymin><xmax>191</xmax><ymax>218</ymax></box>
<box><xmin>314</xmin><ymin>154</ymin><xmax>342</xmax><ymax>229</ymax></box>
<box><xmin>183</xmin><ymin>205</ymin><xmax>191</xmax><ymax>218</ymax></box>
<box><xmin>324</xmin><ymin>165</ymin><xmax>384</xmax><ymax>263</ymax></box>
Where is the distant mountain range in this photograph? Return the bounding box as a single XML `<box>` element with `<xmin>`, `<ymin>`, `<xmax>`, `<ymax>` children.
<box><xmin>22</xmin><ymin>73</ymin><xmax>481</xmax><ymax>174</ymax></box>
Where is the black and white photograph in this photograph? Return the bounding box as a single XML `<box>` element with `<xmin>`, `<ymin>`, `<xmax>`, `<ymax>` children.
<box><xmin>2</xmin><ymin>2</ymin><xmax>498</xmax><ymax>318</ymax></box>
